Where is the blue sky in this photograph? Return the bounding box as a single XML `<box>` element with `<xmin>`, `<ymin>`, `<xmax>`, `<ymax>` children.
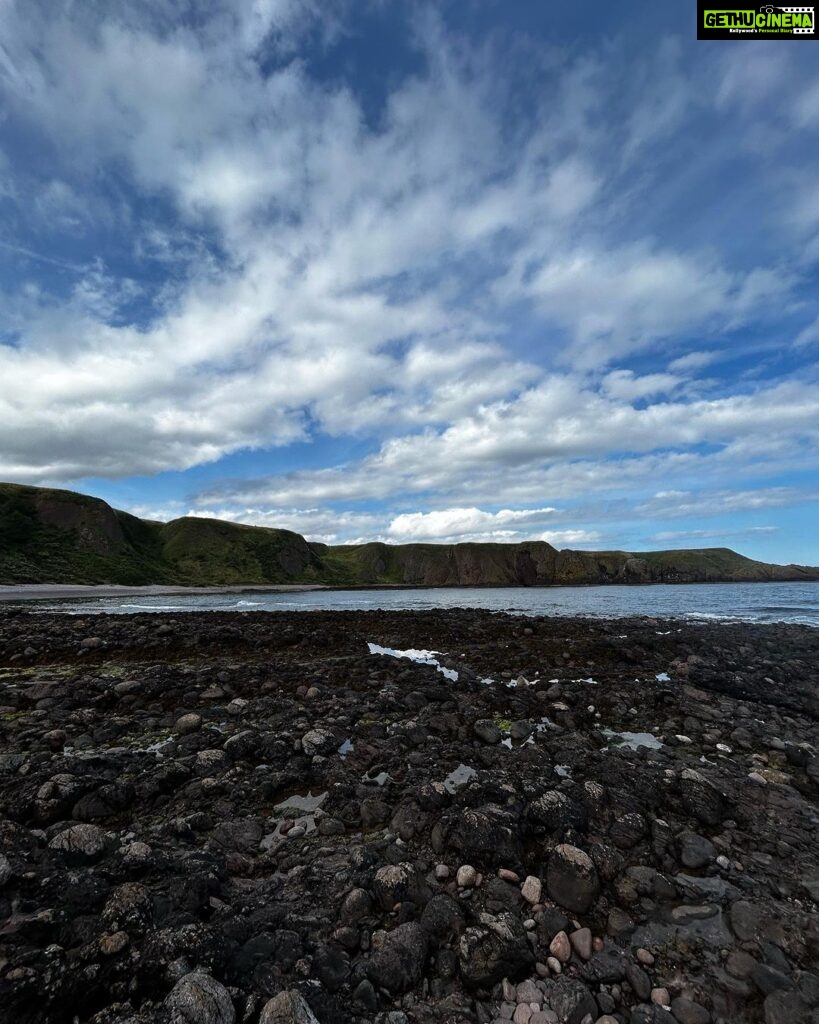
<box><xmin>1</xmin><ymin>0</ymin><xmax>819</xmax><ymax>562</ymax></box>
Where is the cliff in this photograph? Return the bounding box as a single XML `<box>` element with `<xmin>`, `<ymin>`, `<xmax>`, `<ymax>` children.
<box><xmin>1</xmin><ymin>482</ymin><xmax>817</xmax><ymax>586</ymax></box>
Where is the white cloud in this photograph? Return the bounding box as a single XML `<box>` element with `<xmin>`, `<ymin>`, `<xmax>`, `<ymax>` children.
<box><xmin>0</xmin><ymin>0</ymin><xmax>815</xmax><ymax>579</ymax></box>
<box><xmin>387</xmin><ymin>507</ymin><xmax>558</xmax><ymax>542</ymax></box>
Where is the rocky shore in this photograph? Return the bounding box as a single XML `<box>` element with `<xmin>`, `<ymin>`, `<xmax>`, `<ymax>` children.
<box><xmin>0</xmin><ymin>608</ymin><xmax>817</xmax><ymax>1024</ymax></box>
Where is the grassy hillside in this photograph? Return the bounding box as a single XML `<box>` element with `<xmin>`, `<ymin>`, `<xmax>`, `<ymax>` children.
<box><xmin>1</xmin><ymin>482</ymin><xmax>817</xmax><ymax>586</ymax></box>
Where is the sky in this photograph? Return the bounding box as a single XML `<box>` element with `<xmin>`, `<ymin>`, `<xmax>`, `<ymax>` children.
<box><xmin>1</xmin><ymin>0</ymin><xmax>818</xmax><ymax>563</ymax></box>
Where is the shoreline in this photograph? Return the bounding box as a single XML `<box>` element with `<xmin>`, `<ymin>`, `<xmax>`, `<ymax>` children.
<box><xmin>2</xmin><ymin>577</ymin><xmax>819</xmax><ymax>603</ymax></box>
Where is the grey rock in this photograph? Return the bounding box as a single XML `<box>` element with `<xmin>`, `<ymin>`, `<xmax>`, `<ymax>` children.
<box><xmin>669</xmin><ymin>997</ymin><xmax>711</xmax><ymax>1024</ymax></box>
<box><xmin>678</xmin><ymin>832</ymin><xmax>716</xmax><ymax>869</ymax></box>
<box><xmin>165</xmin><ymin>972</ymin><xmax>235</xmax><ymax>1024</ymax></box>
<box><xmin>764</xmin><ymin>990</ymin><xmax>811</xmax><ymax>1024</ymax></box>
<box><xmin>259</xmin><ymin>991</ymin><xmax>319</xmax><ymax>1024</ymax></box>
<box><xmin>48</xmin><ymin>823</ymin><xmax>109</xmax><ymax>862</ymax></box>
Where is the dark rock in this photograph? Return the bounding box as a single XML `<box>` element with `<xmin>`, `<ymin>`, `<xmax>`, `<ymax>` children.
<box><xmin>458</xmin><ymin>912</ymin><xmax>534</xmax><ymax>988</ymax></box>
<box><xmin>546</xmin><ymin>844</ymin><xmax>600</xmax><ymax>913</ymax></box>
<box><xmin>669</xmin><ymin>997</ymin><xmax>711</xmax><ymax>1024</ymax></box>
<box><xmin>548</xmin><ymin>976</ymin><xmax>598</xmax><ymax>1024</ymax></box>
<box><xmin>367</xmin><ymin>922</ymin><xmax>428</xmax><ymax>994</ymax></box>
<box><xmin>680</xmin><ymin>769</ymin><xmax>727</xmax><ymax>827</ymax></box>
<box><xmin>610</xmin><ymin>812</ymin><xmax>647</xmax><ymax>849</ymax></box>
<box><xmin>678</xmin><ymin>832</ymin><xmax>716</xmax><ymax>869</ymax></box>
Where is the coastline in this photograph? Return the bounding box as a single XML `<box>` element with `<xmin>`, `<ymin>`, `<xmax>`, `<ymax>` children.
<box><xmin>3</xmin><ymin>576</ymin><xmax>819</xmax><ymax>604</ymax></box>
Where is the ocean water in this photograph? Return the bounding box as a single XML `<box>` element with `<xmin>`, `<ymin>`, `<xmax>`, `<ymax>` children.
<box><xmin>35</xmin><ymin>580</ymin><xmax>819</xmax><ymax>625</ymax></box>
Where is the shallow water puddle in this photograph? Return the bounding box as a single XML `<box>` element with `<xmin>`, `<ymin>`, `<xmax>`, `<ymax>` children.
<box><xmin>443</xmin><ymin>763</ymin><xmax>477</xmax><ymax>793</ymax></box>
<box><xmin>602</xmin><ymin>728</ymin><xmax>664</xmax><ymax>751</ymax></box>
<box><xmin>367</xmin><ymin>642</ymin><xmax>458</xmax><ymax>681</ymax></box>
<box><xmin>262</xmin><ymin>790</ymin><xmax>329</xmax><ymax>846</ymax></box>
<box><xmin>338</xmin><ymin>738</ymin><xmax>354</xmax><ymax>757</ymax></box>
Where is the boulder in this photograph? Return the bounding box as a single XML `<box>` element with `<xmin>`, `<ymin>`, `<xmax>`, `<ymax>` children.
<box><xmin>458</xmin><ymin>911</ymin><xmax>534</xmax><ymax>988</ymax></box>
<box><xmin>366</xmin><ymin>922</ymin><xmax>428</xmax><ymax>993</ymax></box>
<box><xmin>259</xmin><ymin>991</ymin><xmax>320</xmax><ymax>1024</ymax></box>
<box><xmin>165</xmin><ymin>972</ymin><xmax>235</xmax><ymax>1024</ymax></box>
<box><xmin>547</xmin><ymin>844</ymin><xmax>600</xmax><ymax>914</ymax></box>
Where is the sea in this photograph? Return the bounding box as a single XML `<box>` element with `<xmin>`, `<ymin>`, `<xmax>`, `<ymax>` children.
<box><xmin>31</xmin><ymin>580</ymin><xmax>819</xmax><ymax>626</ymax></box>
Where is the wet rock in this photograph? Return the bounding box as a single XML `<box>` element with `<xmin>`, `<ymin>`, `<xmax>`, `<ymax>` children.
<box><xmin>547</xmin><ymin>844</ymin><xmax>600</xmax><ymax>914</ymax></box>
<box><xmin>0</xmin><ymin>853</ymin><xmax>12</xmax><ymax>886</ymax></box>
<box><xmin>175</xmin><ymin>713</ymin><xmax>202</xmax><ymax>735</ymax></box>
<box><xmin>459</xmin><ymin>912</ymin><xmax>534</xmax><ymax>988</ymax></box>
<box><xmin>373</xmin><ymin>863</ymin><xmax>428</xmax><ymax>909</ymax></box>
<box><xmin>340</xmin><ymin>887</ymin><xmax>373</xmax><ymax>924</ymax></box>
<box><xmin>679</xmin><ymin>769</ymin><xmax>727</xmax><ymax>827</ymax></box>
<box><xmin>610</xmin><ymin>813</ymin><xmax>647</xmax><ymax>849</ymax></box>
<box><xmin>678</xmin><ymin>832</ymin><xmax>716</xmax><ymax>869</ymax></box>
<box><xmin>528</xmin><ymin>791</ymin><xmax>587</xmax><ymax>837</ymax></box>
<box><xmin>669</xmin><ymin>997</ymin><xmax>711</xmax><ymax>1024</ymax></box>
<box><xmin>367</xmin><ymin>921</ymin><xmax>428</xmax><ymax>994</ymax></box>
<box><xmin>548</xmin><ymin>976</ymin><xmax>597</xmax><ymax>1024</ymax></box>
<box><xmin>569</xmin><ymin>927</ymin><xmax>592</xmax><ymax>961</ymax></box>
<box><xmin>474</xmin><ymin>719</ymin><xmax>502</xmax><ymax>744</ymax></box>
<box><xmin>445</xmin><ymin>805</ymin><xmax>522</xmax><ymax>868</ymax></box>
<box><xmin>763</xmin><ymin>990</ymin><xmax>811</xmax><ymax>1024</ymax></box>
<box><xmin>729</xmin><ymin>899</ymin><xmax>759</xmax><ymax>942</ymax></box>
<box><xmin>165</xmin><ymin>971</ymin><xmax>235</xmax><ymax>1024</ymax></box>
<box><xmin>420</xmin><ymin>893</ymin><xmax>464</xmax><ymax>940</ymax></box>
<box><xmin>626</xmin><ymin>962</ymin><xmax>652</xmax><ymax>1002</ymax></box>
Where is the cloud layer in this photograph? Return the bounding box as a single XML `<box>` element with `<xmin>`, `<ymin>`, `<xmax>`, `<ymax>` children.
<box><xmin>0</xmin><ymin>3</ymin><xmax>818</xmax><ymax>557</ymax></box>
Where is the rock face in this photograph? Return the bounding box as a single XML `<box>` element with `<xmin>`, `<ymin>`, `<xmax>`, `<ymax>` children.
<box><xmin>0</xmin><ymin>607</ymin><xmax>817</xmax><ymax>1024</ymax></box>
<box><xmin>4</xmin><ymin>480</ymin><xmax>819</xmax><ymax>584</ymax></box>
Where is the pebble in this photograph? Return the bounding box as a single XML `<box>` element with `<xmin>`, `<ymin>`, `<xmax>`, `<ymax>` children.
<box><xmin>457</xmin><ymin>864</ymin><xmax>478</xmax><ymax>888</ymax></box>
<box><xmin>521</xmin><ymin>875</ymin><xmax>542</xmax><ymax>904</ymax></box>
<box><xmin>549</xmin><ymin>931</ymin><xmax>571</xmax><ymax>963</ymax></box>
<box><xmin>546</xmin><ymin>956</ymin><xmax>562</xmax><ymax>975</ymax></box>
<box><xmin>569</xmin><ymin>927</ymin><xmax>593</xmax><ymax>960</ymax></box>
<box><xmin>174</xmin><ymin>713</ymin><xmax>202</xmax><ymax>735</ymax></box>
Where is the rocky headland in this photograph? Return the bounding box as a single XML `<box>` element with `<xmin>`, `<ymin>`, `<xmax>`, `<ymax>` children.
<box><xmin>3</xmin><ymin>482</ymin><xmax>818</xmax><ymax>587</ymax></box>
<box><xmin>0</xmin><ymin>608</ymin><xmax>817</xmax><ymax>1024</ymax></box>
